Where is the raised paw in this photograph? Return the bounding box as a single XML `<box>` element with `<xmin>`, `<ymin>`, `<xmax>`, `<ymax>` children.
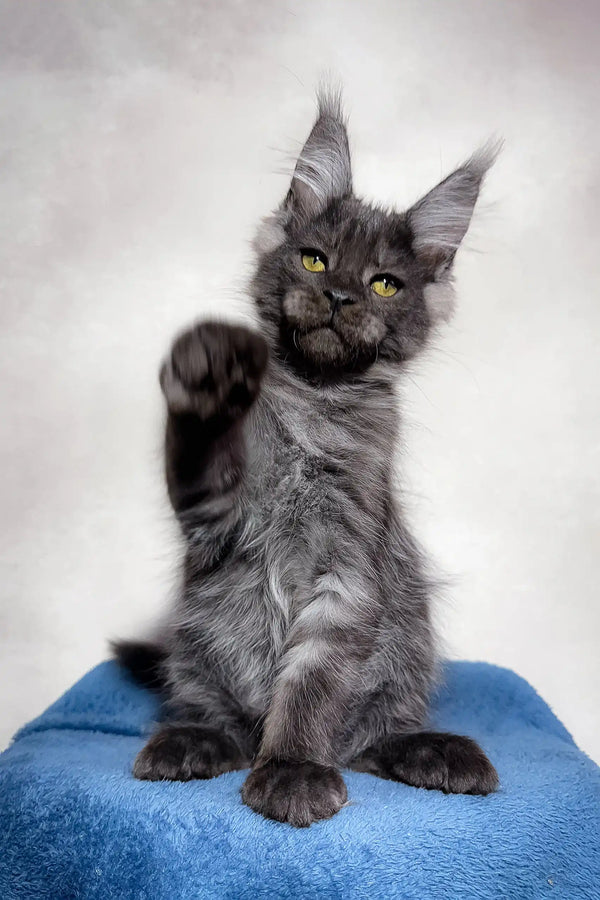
<box><xmin>241</xmin><ymin>760</ymin><xmax>347</xmax><ymax>827</ymax></box>
<box><xmin>351</xmin><ymin>732</ymin><xmax>498</xmax><ymax>795</ymax></box>
<box><xmin>133</xmin><ymin>724</ymin><xmax>249</xmax><ymax>782</ymax></box>
<box><xmin>160</xmin><ymin>321</ymin><xmax>269</xmax><ymax>422</ymax></box>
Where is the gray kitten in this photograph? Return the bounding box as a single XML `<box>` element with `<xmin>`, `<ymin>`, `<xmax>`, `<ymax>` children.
<box><xmin>115</xmin><ymin>92</ymin><xmax>499</xmax><ymax>827</ymax></box>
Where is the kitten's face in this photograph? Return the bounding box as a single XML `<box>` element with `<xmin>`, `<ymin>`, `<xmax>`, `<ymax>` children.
<box><xmin>254</xmin><ymin>199</ymin><xmax>431</xmax><ymax>376</ymax></box>
<box><xmin>252</xmin><ymin>93</ymin><xmax>495</xmax><ymax>382</ymax></box>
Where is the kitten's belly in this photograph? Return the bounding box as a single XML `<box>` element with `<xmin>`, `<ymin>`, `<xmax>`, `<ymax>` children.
<box><xmin>193</xmin><ymin>540</ymin><xmax>301</xmax><ymax>715</ymax></box>
<box><xmin>197</xmin><ymin>431</ymin><xmax>386</xmax><ymax>714</ymax></box>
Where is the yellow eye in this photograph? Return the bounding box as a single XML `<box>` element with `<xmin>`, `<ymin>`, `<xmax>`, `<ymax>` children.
<box><xmin>371</xmin><ymin>275</ymin><xmax>400</xmax><ymax>298</ymax></box>
<box><xmin>301</xmin><ymin>249</ymin><xmax>327</xmax><ymax>273</ymax></box>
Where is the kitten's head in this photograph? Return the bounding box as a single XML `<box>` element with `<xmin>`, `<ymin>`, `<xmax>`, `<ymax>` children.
<box><xmin>252</xmin><ymin>92</ymin><xmax>498</xmax><ymax>381</ymax></box>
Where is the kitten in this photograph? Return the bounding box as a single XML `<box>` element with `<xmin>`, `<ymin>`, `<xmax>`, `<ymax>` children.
<box><xmin>114</xmin><ymin>92</ymin><xmax>499</xmax><ymax>827</ymax></box>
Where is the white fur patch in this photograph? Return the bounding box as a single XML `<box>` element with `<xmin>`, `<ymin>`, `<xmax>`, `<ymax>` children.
<box><xmin>294</xmin><ymin>571</ymin><xmax>366</xmax><ymax>631</ymax></box>
<box><xmin>253</xmin><ymin>213</ymin><xmax>286</xmax><ymax>255</ymax></box>
<box><xmin>296</xmin><ymin>594</ymin><xmax>347</xmax><ymax>631</ymax></box>
<box><xmin>282</xmin><ymin>288</ymin><xmax>308</xmax><ymax>320</ymax></box>
<box><xmin>423</xmin><ymin>278</ymin><xmax>456</xmax><ymax>323</ymax></box>
<box><xmin>280</xmin><ymin>638</ymin><xmax>329</xmax><ymax>681</ymax></box>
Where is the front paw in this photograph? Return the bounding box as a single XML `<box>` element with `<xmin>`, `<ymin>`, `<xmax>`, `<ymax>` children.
<box><xmin>355</xmin><ymin>732</ymin><xmax>499</xmax><ymax>796</ymax></box>
<box><xmin>241</xmin><ymin>760</ymin><xmax>347</xmax><ymax>827</ymax></box>
<box><xmin>133</xmin><ymin>725</ymin><xmax>248</xmax><ymax>781</ymax></box>
<box><xmin>160</xmin><ymin>321</ymin><xmax>268</xmax><ymax>421</ymax></box>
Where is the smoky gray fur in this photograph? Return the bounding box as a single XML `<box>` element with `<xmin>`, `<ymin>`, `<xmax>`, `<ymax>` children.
<box><xmin>121</xmin><ymin>93</ymin><xmax>498</xmax><ymax>814</ymax></box>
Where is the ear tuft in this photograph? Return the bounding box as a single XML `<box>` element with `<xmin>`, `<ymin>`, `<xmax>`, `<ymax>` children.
<box><xmin>408</xmin><ymin>138</ymin><xmax>502</xmax><ymax>270</ymax></box>
<box><xmin>315</xmin><ymin>85</ymin><xmax>346</xmax><ymax>123</ymax></box>
<box><xmin>463</xmin><ymin>138</ymin><xmax>504</xmax><ymax>183</ymax></box>
<box><xmin>287</xmin><ymin>89</ymin><xmax>352</xmax><ymax>217</ymax></box>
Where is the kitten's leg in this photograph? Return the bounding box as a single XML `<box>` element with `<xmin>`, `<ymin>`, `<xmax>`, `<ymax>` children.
<box><xmin>348</xmin><ymin>732</ymin><xmax>498</xmax><ymax>795</ymax></box>
<box><xmin>241</xmin><ymin>561</ymin><xmax>375</xmax><ymax>826</ymax></box>
<box><xmin>133</xmin><ymin>723</ymin><xmax>251</xmax><ymax>781</ymax></box>
<box><xmin>133</xmin><ymin>679</ymin><xmax>259</xmax><ymax>782</ymax></box>
<box><xmin>160</xmin><ymin>320</ymin><xmax>268</xmax><ymax>556</ymax></box>
<box><xmin>132</xmin><ymin>321</ymin><xmax>267</xmax><ymax>783</ymax></box>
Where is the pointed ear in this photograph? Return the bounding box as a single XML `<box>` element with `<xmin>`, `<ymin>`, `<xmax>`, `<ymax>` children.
<box><xmin>407</xmin><ymin>141</ymin><xmax>501</xmax><ymax>278</ymax></box>
<box><xmin>286</xmin><ymin>90</ymin><xmax>352</xmax><ymax>218</ymax></box>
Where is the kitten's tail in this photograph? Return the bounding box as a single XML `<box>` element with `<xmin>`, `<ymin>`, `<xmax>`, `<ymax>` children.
<box><xmin>110</xmin><ymin>639</ymin><xmax>167</xmax><ymax>692</ymax></box>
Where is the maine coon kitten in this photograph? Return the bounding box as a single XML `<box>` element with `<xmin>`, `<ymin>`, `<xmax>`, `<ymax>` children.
<box><xmin>115</xmin><ymin>92</ymin><xmax>499</xmax><ymax>827</ymax></box>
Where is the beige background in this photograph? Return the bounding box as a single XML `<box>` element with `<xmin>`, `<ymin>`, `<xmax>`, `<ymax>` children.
<box><xmin>1</xmin><ymin>0</ymin><xmax>598</xmax><ymax>761</ymax></box>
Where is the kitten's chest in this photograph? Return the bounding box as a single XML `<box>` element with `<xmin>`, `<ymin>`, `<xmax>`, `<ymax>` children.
<box><xmin>248</xmin><ymin>393</ymin><xmax>390</xmax><ymax>539</ymax></box>
<box><xmin>244</xmin><ymin>405</ymin><xmax>389</xmax><ymax>620</ymax></box>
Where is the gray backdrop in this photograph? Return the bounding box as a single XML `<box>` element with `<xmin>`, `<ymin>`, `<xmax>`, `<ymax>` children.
<box><xmin>1</xmin><ymin>0</ymin><xmax>598</xmax><ymax>761</ymax></box>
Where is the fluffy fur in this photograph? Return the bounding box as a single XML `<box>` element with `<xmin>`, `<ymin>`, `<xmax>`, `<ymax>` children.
<box><xmin>114</xmin><ymin>92</ymin><xmax>499</xmax><ymax>827</ymax></box>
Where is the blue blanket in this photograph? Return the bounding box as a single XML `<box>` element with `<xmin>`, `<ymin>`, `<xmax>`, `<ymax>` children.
<box><xmin>1</xmin><ymin>660</ymin><xmax>598</xmax><ymax>899</ymax></box>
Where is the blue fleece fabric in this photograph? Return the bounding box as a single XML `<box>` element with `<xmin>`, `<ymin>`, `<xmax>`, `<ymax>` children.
<box><xmin>0</xmin><ymin>661</ymin><xmax>598</xmax><ymax>899</ymax></box>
